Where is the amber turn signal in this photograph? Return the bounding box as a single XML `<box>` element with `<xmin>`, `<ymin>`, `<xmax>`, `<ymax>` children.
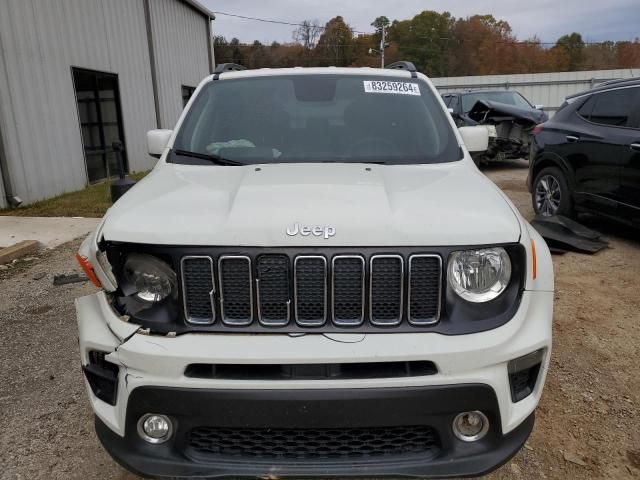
<box><xmin>76</xmin><ymin>253</ymin><xmax>102</xmax><ymax>288</ymax></box>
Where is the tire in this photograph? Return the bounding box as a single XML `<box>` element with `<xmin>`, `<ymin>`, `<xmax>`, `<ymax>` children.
<box><xmin>532</xmin><ymin>166</ymin><xmax>573</xmax><ymax>217</ymax></box>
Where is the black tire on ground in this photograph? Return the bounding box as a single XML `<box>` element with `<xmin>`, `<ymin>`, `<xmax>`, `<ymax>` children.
<box><xmin>532</xmin><ymin>166</ymin><xmax>574</xmax><ymax>217</ymax></box>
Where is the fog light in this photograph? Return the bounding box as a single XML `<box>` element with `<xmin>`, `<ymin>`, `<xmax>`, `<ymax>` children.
<box><xmin>452</xmin><ymin>411</ymin><xmax>489</xmax><ymax>442</ymax></box>
<box><xmin>137</xmin><ymin>414</ymin><xmax>173</xmax><ymax>444</ymax></box>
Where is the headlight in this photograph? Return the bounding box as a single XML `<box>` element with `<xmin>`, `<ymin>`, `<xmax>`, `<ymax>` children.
<box><xmin>447</xmin><ymin>247</ymin><xmax>511</xmax><ymax>303</ymax></box>
<box><xmin>124</xmin><ymin>254</ymin><xmax>177</xmax><ymax>303</ymax></box>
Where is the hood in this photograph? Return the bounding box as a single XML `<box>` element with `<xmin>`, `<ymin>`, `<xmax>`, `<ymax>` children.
<box><xmin>101</xmin><ymin>162</ymin><xmax>521</xmax><ymax>247</ymax></box>
<box><xmin>468</xmin><ymin>99</ymin><xmax>548</xmax><ymax>125</ymax></box>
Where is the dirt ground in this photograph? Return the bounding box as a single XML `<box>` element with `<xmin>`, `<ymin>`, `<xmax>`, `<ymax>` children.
<box><xmin>1</xmin><ymin>160</ymin><xmax>639</xmax><ymax>480</ymax></box>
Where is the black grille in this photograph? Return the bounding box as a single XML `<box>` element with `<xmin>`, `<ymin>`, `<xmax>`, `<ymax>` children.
<box><xmin>332</xmin><ymin>256</ymin><xmax>365</xmax><ymax>325</ymax></box>
<box><xmin>187</xmin><ymin>425</ymin><xmax>441</xmax><ymax>460</ymax></box>
<box><xmin>408</xmin><ymin>255</ymin><xmax>441</xmax><ymax>325</ymax></box>
<box><xmin>294</xmin><ymin>256</ymin><xmax>326</xmax><ymax>325</ymax></box>
<box><xmin>370</xmin><ymin>256</ymin><xmax>403</xmax><ymax>325</ymax></box>
<box><xmin>219</xmin><ymin>256</ymin><xmax>252</xmax><ymax>325</ymax></box>
<box><xmin>182</xmin><ymin>257</ymin><xmax>214</xmax><ymax>323</ymax></box>
<box><xmin>179</xmin><ymin>251</ymin><xmax>443</xmax><ymax>330</ymax></box>
<box><xmin>256</xmin><ymin>255</ymin><xmax>290</xmax><ymax>325</ymax></box>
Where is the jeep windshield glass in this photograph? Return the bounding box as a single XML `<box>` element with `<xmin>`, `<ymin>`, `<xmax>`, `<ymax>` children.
<box><xmin>461</xmin><ymin>91</ymin><xmax>533</xmax><ymax>113</ymax></box>
<box><xmin>172</xmin><ymin>74</ymin><xmax>461</xmax><ymax>165</ymax></box>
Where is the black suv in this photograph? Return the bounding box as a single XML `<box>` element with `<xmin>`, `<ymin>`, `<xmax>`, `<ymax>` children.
<box><xmin>528</xmin><ymin>78</ymin><xmax>640</xmax><ymax>227</ymax></box>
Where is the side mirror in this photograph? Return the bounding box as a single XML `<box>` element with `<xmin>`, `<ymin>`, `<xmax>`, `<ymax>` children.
<box><xmin>534</xmin><ymin>104</ymin><xmax>544</xmax><ymax>110</ymax></box>
<box><xmin>458</xmin><ymin>126</ymin><xmax>489</xmax><ymax>153</ymax></box>
<box><xmin>447</xmin><ymin>107</ymin><xmax>454</xmax><ymax>114</ymax></box>
<box><xmin>147</xmin><ymin>129</ymin><xmax>173</xmax><ymax>158</ymax></box>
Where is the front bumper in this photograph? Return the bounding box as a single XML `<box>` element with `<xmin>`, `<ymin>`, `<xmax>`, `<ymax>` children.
<box><xmin>76</xmin><ymin>289</ymin><xmax>552</xmax><ymax>478</ymax></box>
<box><xmin>97</xmin><ymin>385</ymin><xmax>534</xmax><ymax>478</ymax></box>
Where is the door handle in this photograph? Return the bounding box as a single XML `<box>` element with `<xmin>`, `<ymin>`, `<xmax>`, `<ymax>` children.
<box><xmin>630</xmin><ymin>143</ymin><xmax>640</xmax><ymax>152</ymax></box>
<box><xmin>566</xmin><ymin>135</ymin><xmax>579</xmax><ymax>143</ymax></box>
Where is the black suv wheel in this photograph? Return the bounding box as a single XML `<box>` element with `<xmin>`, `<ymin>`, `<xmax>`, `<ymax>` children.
<box><xmin>532</xmin><ymin>166</ymin><xmax>573</xmax><ymax>217</ymax></box>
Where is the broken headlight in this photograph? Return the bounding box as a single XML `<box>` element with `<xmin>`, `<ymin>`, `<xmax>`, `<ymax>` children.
<box><xmin>123</xmin><ymin>253</ymin><xmax>177</xmax><ymax>303</ymax></box>
<box><xmin>447</xmin><ymin>247</ymin><xmax>512</xmax><ymax>303</ymax></box>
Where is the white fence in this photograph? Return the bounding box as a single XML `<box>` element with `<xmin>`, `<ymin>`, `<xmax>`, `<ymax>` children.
<box><xmin>431</xmin><ymin>69</ymin><xmax>640</xmax><ymax>116</ymax></box>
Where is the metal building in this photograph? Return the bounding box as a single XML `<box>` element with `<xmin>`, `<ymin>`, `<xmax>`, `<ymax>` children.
<box><xmin>432</xmin><ymin>68</ymin><xmax>640</xmax><ymax>117</ymax></box>
<box><xmin>0</xmin><ymin>0</ymin><xmax>215</xmax><ymax>208</ymax></box>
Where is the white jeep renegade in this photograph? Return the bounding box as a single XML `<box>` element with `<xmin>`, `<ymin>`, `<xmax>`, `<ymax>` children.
<box><xmin>75</xmin><ymin>62</ymin><xmax>553</xmax><ymax>478</ymax></box>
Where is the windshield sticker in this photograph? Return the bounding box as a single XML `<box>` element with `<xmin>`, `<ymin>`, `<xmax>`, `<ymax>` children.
<box><xmin>363</xmin><ymin>81</ymin><xmax>420</xmax><ymax>95</ymax></box>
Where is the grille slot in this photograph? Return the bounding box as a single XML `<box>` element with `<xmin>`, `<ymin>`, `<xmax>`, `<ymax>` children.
<box><xmin>294</xmin><ymin>256</ymin><xmax>327</xmax><ymax>326</ymax></box>
<box><xmin>332</xmin><ymin>255</ymin><xmax>365</xmax><ymax>326</ymax></box>
<box><xmin>218</xmin><ymin>256</ymin><xmax>253</xmax><ymax>326</ymax></box>
<box><xmin>181</xmin><ymin>256</ymin><xmax>215</xmax><ymax>324</ymax></box>
<box><xmin>187</xmin><ymin>425</ymin><xmax>441</xmax><ymax>460</ymax></box>
<box><xmin>408</xmin><ymin>255</ymin><xmax>442</xmax><ymax>325</ymax></box>
<box><xmin>256</xmin><ymin>255</ymin><xmax>291</xmax><ymax>326</ymax></box>
<box><xmin>369</xmin><ymin>255</ymin><xmax>404</xmax><ymax>326</ymax></box>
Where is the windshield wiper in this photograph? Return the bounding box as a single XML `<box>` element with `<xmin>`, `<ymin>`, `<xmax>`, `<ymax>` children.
<box><xmin>173</xmin><ymin>149</ymin><xmax>244</xmax><ymax>166</ymax></box>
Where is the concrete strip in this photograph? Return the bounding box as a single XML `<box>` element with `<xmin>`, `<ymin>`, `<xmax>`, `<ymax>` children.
<box><xmin>0</xmin><ymin>240</ymin><xmax>40</xmax><ymax>264</ymax></box>
<box><xmin>0</xmin><ymin>217</ymin><xmax>100</xmax><ymax>249</ymax></box>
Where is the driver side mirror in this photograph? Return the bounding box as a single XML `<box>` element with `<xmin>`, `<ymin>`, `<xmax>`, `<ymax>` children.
<box><xmin>458</xmin><ymin>126</ymin><xmax>489</xmax><ymax>153</ymax></box>
<box><xmin>534</xmin><ymin>104</ymin><xmax>544</xmax><ymax>110</ymax></box>
<box><xmin>147</xmin><ymin>129</ymin><xmax>173</xmax><ymax>158</ymax></box>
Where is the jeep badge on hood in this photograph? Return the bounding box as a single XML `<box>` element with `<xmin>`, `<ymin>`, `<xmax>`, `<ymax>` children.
<box><xmin>286</xmin><ymin>223</ymin><xmax>336</xmax><ymax>239</ymax></box>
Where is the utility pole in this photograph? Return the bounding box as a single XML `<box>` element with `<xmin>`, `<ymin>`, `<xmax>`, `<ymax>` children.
<box><xmin>380</xmin><ymin>24</ymin><xmax>386</xmax><ymax>68</ymax></box>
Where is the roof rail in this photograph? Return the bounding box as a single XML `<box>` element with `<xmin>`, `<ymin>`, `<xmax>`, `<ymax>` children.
<box><xmin>596</xmin><ymin>77</ymin><xmax>636</xmax><ymax>87</ymax></box>
<box><xmin>213</xmin><ymin>63</ymin><xmax>246</xmax><ymax>79</ymax></box>
<box><xmin>385</xmin><ymin>61</ymin><xmax>417</xmax><ymax>78</ymax></box>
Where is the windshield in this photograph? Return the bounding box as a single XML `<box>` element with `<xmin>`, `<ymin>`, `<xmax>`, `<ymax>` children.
<box><xmin>461</xmin><ymin>91</ymin><xmax>532</xmax><ymax>113</ymax></box>
<box><xmin>172</xmin><ymin>74</ymin><xmax>461</xmax><ymax>165</ymax></box>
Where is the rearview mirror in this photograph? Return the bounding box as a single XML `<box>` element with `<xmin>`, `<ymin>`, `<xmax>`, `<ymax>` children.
<box><xmin>147</xmin><ymin>129</ymin><xmax>173</xmax><ymax>158</ymax></box>
<box><xmin>458</xmin><ymin>126</ymin><xmax>489</xmax><ymax>153</ymax></box>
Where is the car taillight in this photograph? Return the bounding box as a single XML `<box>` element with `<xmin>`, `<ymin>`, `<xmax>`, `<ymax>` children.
<box><xmin>532</xmin><ymin>124</ymin><xmax>544</xmax><ymax>135</ymax></box>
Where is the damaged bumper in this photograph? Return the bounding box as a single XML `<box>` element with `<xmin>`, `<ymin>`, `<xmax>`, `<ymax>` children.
<box><xmin>76</xmin><ymin>288</ymin><xmax>552</xmax><ymax>478</ymax></box>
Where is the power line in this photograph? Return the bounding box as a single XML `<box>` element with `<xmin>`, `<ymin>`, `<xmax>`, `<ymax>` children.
<box><xmin>212</xmin><ymin>10</ymin><xmax>374</xmax><ymax>35</ymax></box>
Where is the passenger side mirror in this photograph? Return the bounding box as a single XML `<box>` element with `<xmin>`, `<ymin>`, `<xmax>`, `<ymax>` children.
<box><xmin>147</xmin><ymin>129</ymin><xmax>173</xmax><ymax>158</ymax></box>
<box><xmin>458</xmin><ymin>126</ymin><xmax>489</xmax><ymax>153</ymax></box>
<box><xmin>534</xmin><ymin>104</ymin><xmax>544</xmax><ymax>110</ymax></box>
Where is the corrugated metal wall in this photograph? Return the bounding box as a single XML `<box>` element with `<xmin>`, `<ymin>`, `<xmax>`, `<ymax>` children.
<box><xmin>0</xmin><ymin>0</ymin><xmax>210</xmax><ymax>208</ymax></box>
<box><xmin>432</xmin><ymin>69</ymin><xmax>640</xmax><ymax>116</ymax></box>
<box><xmin>149</xmin><ymin>0</ymin><xmax>211</xmax><ymax>128</ymax></box>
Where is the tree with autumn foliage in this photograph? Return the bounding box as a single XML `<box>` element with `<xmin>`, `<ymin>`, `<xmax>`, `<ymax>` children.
<box><xmin>213</xmin><ymin>10</ymin><xmax>640</xmax><ymax>75</ymax></box>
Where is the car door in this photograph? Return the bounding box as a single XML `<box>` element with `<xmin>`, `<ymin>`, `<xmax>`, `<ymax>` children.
<box><xmin>617</xmin><ymin>87</ymin><xmax>640</xmax><ymax>225</ymax></box>
<box><xmin>562</xmin><ymin>87</ymin><xmax>639</xmax><ymax>217</ymax></box>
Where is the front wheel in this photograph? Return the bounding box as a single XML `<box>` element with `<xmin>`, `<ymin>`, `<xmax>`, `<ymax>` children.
<box><xmin>532</xmin><ymin>166</ymin><xmax>573</xmax><ymax>217</ymax></box>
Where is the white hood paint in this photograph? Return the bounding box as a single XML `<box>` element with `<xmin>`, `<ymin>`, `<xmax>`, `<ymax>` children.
<box><xmin>101</xmin><ymin>161</ymin><xmax>521</xmax><ymax>247</ymax></box>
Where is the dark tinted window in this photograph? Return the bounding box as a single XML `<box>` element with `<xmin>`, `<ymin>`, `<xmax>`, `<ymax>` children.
<box><xmin>580</xmin><ymin>88</ymin><xmax>638</xmax><ymax>127</ymax></box>
<box><xmin>174</xmin><ymin>75</ymin><xmax>461</xmax><ymax>165</ymax></box>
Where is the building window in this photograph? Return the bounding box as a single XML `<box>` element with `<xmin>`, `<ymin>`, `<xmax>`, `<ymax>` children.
<box><xmin>72</xmin><ymin>68</ymin><xmax>127</xmax><ymax>183</ymax></box>
<box><xmin>182</xmin><ymin>85</ymin><xmax>196</xmax><ymax>107</ymax></box>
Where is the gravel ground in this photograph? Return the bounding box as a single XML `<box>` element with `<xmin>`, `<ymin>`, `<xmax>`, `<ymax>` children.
<box><xmin>1</xmin><ymin>160</ymin><xmax>639</xmax><ymax>479</ymax></box>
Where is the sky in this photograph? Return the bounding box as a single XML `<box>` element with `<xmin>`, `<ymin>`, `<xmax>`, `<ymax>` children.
<box><xmin>201</xmin><ymin>0</ymin><xmax>640</xmax><ymax>45</ymax></box>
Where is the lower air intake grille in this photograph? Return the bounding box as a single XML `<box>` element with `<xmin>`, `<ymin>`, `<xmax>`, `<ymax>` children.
<box><xmin>187</xmin><ymin>425</ymin><xmax>441</xmax><ymax>460</ymax></box>
<box><xmin>181</xmin><ymin>257</ymin><xmax>214</xmax><ymax>324</ymax></box>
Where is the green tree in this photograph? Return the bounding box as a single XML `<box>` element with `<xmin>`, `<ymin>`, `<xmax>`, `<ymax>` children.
<box><xmin>388</xmin><ymin>10</ymin><xmax>454</xmax><ymax>76</ymax></box>
<box><xmin>316</xmin><ymin>16</ymin><xmax>354</xmax><ymax>66</ymax></box>
<box><xmin>556</xmin><ymin>32</ymin><xmax>585</xmax><ymax>70</ymax></box>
